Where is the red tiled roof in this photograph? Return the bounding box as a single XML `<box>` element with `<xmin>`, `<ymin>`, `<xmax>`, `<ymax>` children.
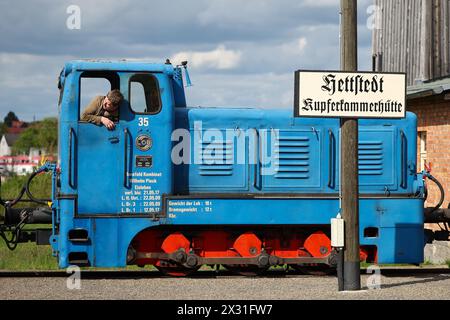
<box><xmin>6</xmin><ymin>127</ymin><xmax>25</xmax><ymax>134</ymax></box>
<box><xmin>11</xmin><ymin>120</ymin><xmax>26</xmax><ymax>128</ymax></box>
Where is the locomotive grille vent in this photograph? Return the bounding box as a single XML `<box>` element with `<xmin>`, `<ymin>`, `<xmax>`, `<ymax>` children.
<box><xmin>358</xmin><ymin>140</ymin><xmax>383</xmax><ymax>175</ymax></box>
<box><xmin>274</xmin><ymin>135</ymin><xmax>310</xmax><ymax>179</ymax></box>
<box><xmin>198</xmin><ymin>140</ymin><xmax>234</xmax><ymax>176</ymax></box>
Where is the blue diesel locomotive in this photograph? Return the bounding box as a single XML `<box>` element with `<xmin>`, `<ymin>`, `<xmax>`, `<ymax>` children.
<box><xmin>2</xmin><ymin>60</ymin><xmax>447</xmax><ymax>276</ymax></box>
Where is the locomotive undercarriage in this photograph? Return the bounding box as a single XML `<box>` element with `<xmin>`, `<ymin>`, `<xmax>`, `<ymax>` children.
<box><xmin>128</xmin><ymin>226</ymin><xmax>376</xmax><ymax>276</ymax></box>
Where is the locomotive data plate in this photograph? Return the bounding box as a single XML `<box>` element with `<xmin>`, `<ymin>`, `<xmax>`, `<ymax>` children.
<box><xmin>135</xmin><ymin>134</ymin><xmax>152</xmax><ymax>151</ymax></box>
<box><xmin>136</xmin><ymin>156</ymin><xmax>152</xmax><ymax>168</ymax></box>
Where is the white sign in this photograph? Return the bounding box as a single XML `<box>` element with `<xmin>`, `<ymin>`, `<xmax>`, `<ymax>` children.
<box><xmin>294</xmin><ymin>70</ymin><xmax>406</xmax><ymax>118</ymax></box>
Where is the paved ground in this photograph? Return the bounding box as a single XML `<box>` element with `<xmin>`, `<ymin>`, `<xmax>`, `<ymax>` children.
<box><xmin>1</xmin><ymin>270</ymin><xmax>450</xmax><ymax>300</ymax></box>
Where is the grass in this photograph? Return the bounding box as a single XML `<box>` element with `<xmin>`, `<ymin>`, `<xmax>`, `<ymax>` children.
<box><xmin>360</xmin><ymin>262</ymin><xmax>413</xmax><ymax>268</ymax></box>
<box><xmin>0</xmin><ymin>240</ymin><xmax>58</xmax><ymax>270</ymax></box>
<box><xmin>0</xmin><ymin>237</ymin><xmax>156</xmax><ymax>271</ymax></box>
<box><xmin>421</xmin><ymin>259</ymin><xmax>433</xmax><ymax>266</ymax></box>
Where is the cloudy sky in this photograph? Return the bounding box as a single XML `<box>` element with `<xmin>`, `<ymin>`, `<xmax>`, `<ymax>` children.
<box><xmin>0</xmin><ymin>0</ymin><xmax>374</xmax><ymax>122</ymax></box>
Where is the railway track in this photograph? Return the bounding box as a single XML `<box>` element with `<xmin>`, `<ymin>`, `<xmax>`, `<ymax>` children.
<box><xmin>1</xmin><ymin>267</ymin><xmax>449</xmax><ymax>279</ymax></box>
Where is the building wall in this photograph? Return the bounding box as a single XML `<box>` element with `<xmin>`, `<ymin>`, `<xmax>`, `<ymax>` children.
<box><xmin>0</xmin><ymin>136</ymin><xmax>12</xmax><ymax>156</ymax></box>
<box><xmin>0</xmin><ymin>163</ymin><xmax>35</xmax><ymax>175</ymax></box>
<box><xmin>408</xmin><ymin>95</ymin><xmax>450</xmax><ymax>208</ymax></box>
<box><xmin>29</xmin><ymin>147</ymin><xmax>45</xmax><ymax>158</ymax></box>
<box><xmin>372</xmin><ymin>0</ymin><xmax>450</xmax><ymax>85</ymax></box>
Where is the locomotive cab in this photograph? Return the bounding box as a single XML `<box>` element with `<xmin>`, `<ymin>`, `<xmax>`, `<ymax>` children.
<box><xmin>49</xmin><ymin>60</ymin><xmax>186</xmax><ymax>267</ymax></box>
<box><xmin>58</xmin><ymin>60</ymin><xmax>179</xmax><ymax>217</ymax></box>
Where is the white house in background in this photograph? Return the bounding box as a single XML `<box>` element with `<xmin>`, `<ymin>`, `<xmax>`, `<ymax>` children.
<box><xmin>0</xmin><ymin>155</ymin><xmax>36</xmax><ymax>175</ymax></box>
<box><xmin>29</xmin><ymin>147</ymin><xmax>46</xmax><ymax>158</ymax></box>
<box><xmin>0</xmin><ymin>133</ymin><xmax>51</xmax><ymax>176</ymax></box>
<box><xmin>0</xmin><ymin>133</ymin><xmax>19</xmax><ymax>157</ymax></box>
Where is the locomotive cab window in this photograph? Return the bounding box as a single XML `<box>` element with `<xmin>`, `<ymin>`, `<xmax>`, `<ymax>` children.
<box><xmin>79</xmin><ymin>71</ymin><xmax>120</xmax><ymax>122</ymax></box>
<box><xmin>129</xmin><ymin>74</ymin><xmax>161</xmax><ymax>114</ymax></box>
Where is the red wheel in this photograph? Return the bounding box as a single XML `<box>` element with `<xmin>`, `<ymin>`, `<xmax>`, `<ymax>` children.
<box><xmin>153</xmin><ymin>232</ymin><xmax>200</xmax><ymax>277</ymax></box>
<box><xmin>292</xmin><ymin>231</ymin><xmax>334</xmax><ymax>275</ymax></box>
<box><xmin>221</xmin><ymin>232</ymin><xmax>268</xmax><ymax>276</ymax></box>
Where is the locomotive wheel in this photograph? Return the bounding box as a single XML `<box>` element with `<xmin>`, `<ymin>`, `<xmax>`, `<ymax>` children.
<box><xmin>223</xmin><ymin>232</ymin><xmax>268</xmax><ymax>276</ymax></box>
<box><xmin>290</xmin><ymin>264</ymin><xmax>335</xmax><ymax>276</ymax></box>
<box><xmin>222</xmin><ymin>265</ymin><xmax>269</xmax><ymax>277</ymax></box>
<box><xmin>155</xmin><ymin>261</ymin><xmax>200</xmax><ymax>277</ymax></box>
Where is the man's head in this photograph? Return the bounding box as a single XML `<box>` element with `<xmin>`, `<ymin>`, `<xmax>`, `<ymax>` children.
<box><xmin>103</xmin><ymin>89</ymin><xmax>124</xmax><ymax>111</ymax></box>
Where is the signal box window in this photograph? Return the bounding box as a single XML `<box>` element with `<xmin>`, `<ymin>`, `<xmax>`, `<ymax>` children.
<box><xmin>129</xmin><ymin>74</ymin><xmax>161</xmax><ymax>114</ymax></box>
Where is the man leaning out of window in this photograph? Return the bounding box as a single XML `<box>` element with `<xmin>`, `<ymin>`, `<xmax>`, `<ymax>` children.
<box><xmin>81</xmin><ymin>89</ymin><xmax>124</xmax><ymax>130</ymax></box>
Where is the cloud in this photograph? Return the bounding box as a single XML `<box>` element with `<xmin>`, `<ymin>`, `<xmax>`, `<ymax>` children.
<box><xmin>171</xmin><ymin>45</ymin><xmax>242</xmax><ymax>70</ymax></box>
<box><xmin>301</xmin><ymin>0</ymin><xmax>337</xmax><ymax>7</ymax></box>
<box><xmin>280</xmin><ymin>37</ymin><xmax>308</xmax><ymax>56</ymax></box>
<box><xmin>0</xmin><ymin>0</ymin><xmax>374</xmax><ymax>122</ymax></box>
<box><xmin>0</xmin><ymin>53</ymin><xmax>70</xmax><ymax>121</ymax></box>
<box><xmin>297</xmin><ymin>38</ymin><xmax>308</xmax><ymax>52</ymax></box>
<box><xmin>185</xmin><ymin>72</ymin><xmax>294</xmax><ymax>109</ymax></box>
<box><xmin>0</xmin><ymin>0</ymin><xmax>343</xmax><ymax>56</ymax></box>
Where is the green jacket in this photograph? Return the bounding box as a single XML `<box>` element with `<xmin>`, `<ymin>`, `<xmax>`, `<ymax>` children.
<box><xmin>80</xmin><ymin>96</ymin><xmax>119</xmax><ymax>125</ymax></box>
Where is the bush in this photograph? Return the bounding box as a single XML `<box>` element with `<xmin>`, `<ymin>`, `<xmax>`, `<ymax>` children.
<box><xmin>12</xmin><ymin>118</ymin><xmax>58</xmax><ymax>155</ymax></box>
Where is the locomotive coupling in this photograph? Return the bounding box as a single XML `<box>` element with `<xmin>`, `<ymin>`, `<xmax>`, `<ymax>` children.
<box><xmin>424</xmin><ymin>208</ymin><xmax>450</xmax><ymax>223</ymax></box>
<box><xmin>424</xmin><ymin>207</ymin><xmax>450</xmax><ymax>242</ymax></box>
<box><xmin>4</xmin><ymin>207</ymin><xmax>52</xmax><ymax>225</ymax></box>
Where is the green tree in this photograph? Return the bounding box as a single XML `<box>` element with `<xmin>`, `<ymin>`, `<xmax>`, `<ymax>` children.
<box><xmin>36</xmin><ymin>118</ymin><xmax>58</xmax><ymax>154</ymax></box>
<box><xmin>12</xmin><ymin>117</ymin><xmax>58</xmax><ymax>155</ymax></box>
<box><xmin>3</xmin><ymin>111</ymin><xmax>19</xmax><ymax>127</ymax></box>
<box><xmin>0</xmin><ymin>122</ymin><xmax>6</xmax><ymax>136</ymax></box>
<box><xmin>12</xmin><ymin>126</ymin><xmax>39</xmax><ymax>155</ymax></box>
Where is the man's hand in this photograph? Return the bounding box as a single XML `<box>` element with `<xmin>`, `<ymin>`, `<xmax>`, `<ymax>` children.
<box><xmin>101</xmin><ymin>116</ymin><xmax>116</xmax><ymax>130</ymax></box>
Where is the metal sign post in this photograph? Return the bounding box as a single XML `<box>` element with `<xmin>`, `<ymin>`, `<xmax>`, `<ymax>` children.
<box><xmin>340</xmin><ymin>0</ymin><xmax>359</xmax><ymax>291</ymax></box>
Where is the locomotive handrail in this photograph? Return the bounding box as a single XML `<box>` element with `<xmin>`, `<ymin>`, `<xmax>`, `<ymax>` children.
<box><xmin>123</xmin><ymin>128</ymin><xmax>131</xmax><ymax>188</ymax></box>
<box><xmin>68</xmin><ymin>127</ymin><xmax>75</xmax><ymax>189</ymax></box>
<box><xmin>328</xmin><ymin>129</ymin><xmax>336</xmax><ymax>189</ymax></box>
<box><xmin>400</xmin><ymin>130</ymin><xmax>407</xmax><ymax>189</ymax></box>
<box><xmin>253</xmin><ymin>128</ymin><xmax>260</xmax><ymax>189</ymax></box>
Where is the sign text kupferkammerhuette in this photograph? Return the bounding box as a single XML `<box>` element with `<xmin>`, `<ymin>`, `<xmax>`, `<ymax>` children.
<box><xmin>294</xmin><ymin>70</ymin><xmax>406</xmax><ymax>118</ymax></box>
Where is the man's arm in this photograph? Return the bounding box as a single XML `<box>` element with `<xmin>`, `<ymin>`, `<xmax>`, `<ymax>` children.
<box><xmin>80</xmin><ymin>96</ymin><xmax>103</xmax><ymax>125</ymax></box>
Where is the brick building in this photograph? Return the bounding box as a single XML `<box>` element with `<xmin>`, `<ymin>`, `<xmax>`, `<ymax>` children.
<box><xmin>373</xmin><ymin>0</ymin><xmax>450</xmax><ymax>214</ymax></box>
<box><xmin>407</xmin><ymin>77</ymin><xmax>450</xmax><ymax>208</ymax></box>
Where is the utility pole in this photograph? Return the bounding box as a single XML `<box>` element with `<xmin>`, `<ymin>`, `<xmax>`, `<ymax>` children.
<box><xmin>340</xmin><ymin>0</ymin><xmax>361</xmax><ymax>291</ymax></box>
